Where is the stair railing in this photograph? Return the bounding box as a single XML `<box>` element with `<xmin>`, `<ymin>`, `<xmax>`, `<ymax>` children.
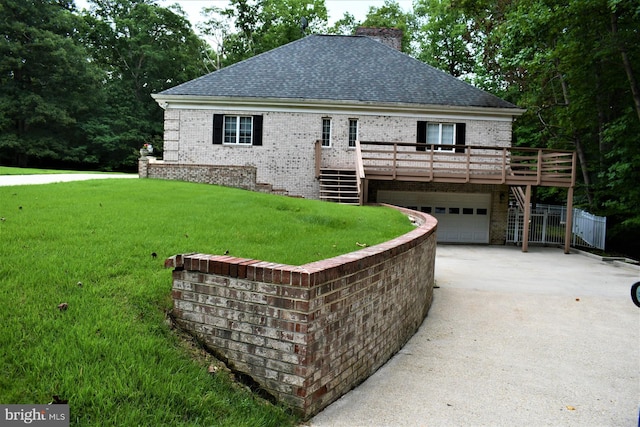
<box><xmin>355</xmin><ymin>140</ymin><xmax>366</xmax><ymax>205</ymax></box>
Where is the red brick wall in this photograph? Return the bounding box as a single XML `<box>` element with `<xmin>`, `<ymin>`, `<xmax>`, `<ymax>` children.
<box><xmin>166</xmin><ymin>206</ymin><xmax>437</xmax><ymax>418</ymax></box>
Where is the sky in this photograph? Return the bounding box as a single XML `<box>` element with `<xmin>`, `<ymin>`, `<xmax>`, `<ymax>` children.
<box><xmin>74</xmin><ymin>0</ymin><xmax>414</xmax><ymax>27</ymax></box>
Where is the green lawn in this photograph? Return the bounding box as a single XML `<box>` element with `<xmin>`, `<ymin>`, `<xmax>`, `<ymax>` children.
<box><xmin>0</xmin><ymin>178</ymin><xmax>413</xmax><ymax>426</ymax></box>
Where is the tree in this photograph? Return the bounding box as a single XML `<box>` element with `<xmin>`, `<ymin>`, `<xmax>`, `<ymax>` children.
<box><xmin>412</xmin><ymin>0</ymin><xmax>639</xmax><ymax>255</ymax></box>
<box><xmin>82</xmin><ymin>0</ymin><xmax>209</xmax><ymax>169</ymax></box>
<box><xmin>0</xmin><ymin>0</ymin><xmax>102</xmax><ymax>167</ymax></box>
<box><xmin>414</xmin><ymin>0</ymin><xmax>474</xmax><ymax>77</ymax></box>
<box><xmin>203</xmin><ymin>0</ymin><xmax>328</xmax><ymax>68</ymax></box>
<box><xmin>493</xmin><ymin>0</ymin><xmax>640</xmax><ymax>254</ymax></box>
<box><xmin>360</xmin><ymin>0</ymin><xmax>416</xmax><ymax>54</ymax></box>
<box><xmin>327</xmin><ymin>11</ymin><xmax>358</xmax><ymax>36</ymax></box>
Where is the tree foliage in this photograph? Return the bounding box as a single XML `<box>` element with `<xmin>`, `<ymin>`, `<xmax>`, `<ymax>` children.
<box><xmin>0</xmin><ymin>0</ymin><xmax>102</xmax><ymax>167</ymax></box>
<box><xmin>359</xmin><ymin>0</ymin><xmax>416</xmax><ymax>53</ymax></box>
<box><xmin>414</xmin><ymin>0</ymin><xmax>473</xmax><ymax>77</ymax></box>
<box><xmin>414</xmin><ymin>0</ymin><xmax>639</xmax><ymax>254</ymax></box>
<box><xmin>202</xmin><ymin>0</ymin><xmax>328</xmax><ymax>68</ymax></box>
<box><xmin>81</xmin><ymin>0</ymin><xmax>209</xmax><ymax>169</ymax></box>
<box><xmin>0</xmin><ymin>0</ymin><xmax>209</xmax><ymax>170</ymax></box>
<box><xmin>328</xmin><ymin>0</ymin><xmax>416</xmax><ymax>54</ymax></box>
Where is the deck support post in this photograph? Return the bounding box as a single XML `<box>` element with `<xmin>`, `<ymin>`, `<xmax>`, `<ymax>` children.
<box><xmin>362</xmin><ymin>179</ymin><xmax>369</xmax><ymax>205</ymax></box>
<box><xmin>522</xmin><ymin>185</ymin><xmax>532</xmax><ymax>252</ymax></box>
<box><xmin>564</xmin><ymin>186</ymin><xmax>574</xmax><ymax>254</ymax></box>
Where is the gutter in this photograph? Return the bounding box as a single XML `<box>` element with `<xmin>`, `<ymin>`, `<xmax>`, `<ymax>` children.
<box><xmin>151</xmin><ymin>94</ymin><xmax>526</xmax><ymax>119</ymax></box>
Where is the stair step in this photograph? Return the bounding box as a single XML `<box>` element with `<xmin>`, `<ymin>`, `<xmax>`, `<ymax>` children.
<box><xmin>319</xmin><ymin>168</ymin><xmax>360</xmax><ymax>205</ymax></box>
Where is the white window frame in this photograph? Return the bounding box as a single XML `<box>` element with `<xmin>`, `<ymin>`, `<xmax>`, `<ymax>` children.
<box><xmin>321</xmin><ymin>118</ymin><xmax>332</xmax><ymax>147</ymax></box>
<box><xmin>224</xmin><ymin>115</ymin><xmax>253</xmax><ymax>145</ymax></box>
<box><xmin>427</xmin><ymin>122</ymin><xmax>456</xmax><ymax>151</ymax></box>
<box><xmin>348</xmin><ymin>119</ymin><xmax>359</xmax><ymax>148</ymax></box>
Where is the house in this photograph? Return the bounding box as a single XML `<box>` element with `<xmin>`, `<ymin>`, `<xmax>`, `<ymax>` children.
<box><xmin>146</xmin><ymin>29</ymin><xmax>576</xmax><ymax>249</ymax></box>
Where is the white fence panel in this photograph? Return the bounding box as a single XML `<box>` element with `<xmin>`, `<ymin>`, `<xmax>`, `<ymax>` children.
<box><xmin>507</xmin><ymin>206</ymin><xmax>606</xmax><ymax>250</ymax></box>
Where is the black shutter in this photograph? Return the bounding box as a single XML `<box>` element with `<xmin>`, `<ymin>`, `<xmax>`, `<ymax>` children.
<box><xmin>455</xmin><ymin>123</ymin><xmax>466</xmax><ymax>153</ymax></box>
<box><xmin>252</xmin><ymin>115</ymin><xmax>263</xmax><ymax>146</ymax></box>
<box><xmin>213</xmin><ymin>114</ymin><xmax>223</xmax><ymax>144</ymax></box>
<box><xmin>417</xmin><ymin>121</ymin><xmax>427</xmax><ymax>152</ymax></box>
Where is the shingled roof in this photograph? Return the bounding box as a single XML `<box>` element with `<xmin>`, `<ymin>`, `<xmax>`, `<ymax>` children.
<box><xmin>158</xmin><ymin>34</ymin><xmax>518</xmax><ymax>110</ymax></box>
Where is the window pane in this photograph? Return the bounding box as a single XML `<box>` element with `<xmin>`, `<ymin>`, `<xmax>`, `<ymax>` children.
<box><xmin>420</xmin><ymin>206</ymin><xmax>432</xmax><ymax>213</ymax></box>
<box><xmin>477</xmin><ymin>208</ymin><xmax>488</xmax><ymax>215</ymax></box>
<box><xmin>349</xmin><ymin>119</ymin><xmax>358</xmax><ymax>147</ymax></box>
<box><xmin>449</xmin><ymin>207</ymin><xmax>460</xmax><ymax>214</ymax></box>
<box><xmin>322</xmin><ymin>118</ymin><xmax>331</xmax><ymax>147</ymax></box>
<box><xmin>442</xmin><ymin>124</ymin><xmax>454</xmax><ymax>145</ymax></box>
<box><xmin>435</xmin><ymin>207</ymin><xmax>446</xmax><ymax>214</ymax></box>
<box><xmin>239</xmin><ymin>116</ymin><xmax>253</xmax><ymax>144</ymax></box>
<box><xmin>426</xmin><ymin>123</ymin><xmax>439</xmax><ymax>145</ymax></box>
<box><xmin>224</xmin><ymin>116</ymin><xmax>237</xmax><ymax>143</ymax></box>
<box><xmin>463</xmin><ymin>208</ymin><xmax>474</xmax><ymax>215</ymax></box>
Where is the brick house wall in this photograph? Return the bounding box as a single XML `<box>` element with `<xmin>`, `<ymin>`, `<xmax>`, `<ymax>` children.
<box><xmin>150</xmin><ymin>106</ymin><xmax>514</xmax><ymax>200</ymax></box>
<box><xmin>166</xmin><ymin>207</ymin><xmax>437</xmax><ymax>418</ymax></box>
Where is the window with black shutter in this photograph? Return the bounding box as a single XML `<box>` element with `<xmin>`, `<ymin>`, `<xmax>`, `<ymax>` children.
<box><xmin>417</xmin><ymin>121</ymin><xmax>466</xmax><ymax>152</ymax></box>
<box><xmin>213</xmin><ymin>114</ymin><xmax>263</xmax><ymax>146</ymax></box>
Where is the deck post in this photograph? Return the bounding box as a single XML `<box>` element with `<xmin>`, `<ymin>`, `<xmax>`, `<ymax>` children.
<box><xmin>362</xmin><ymin>179</ymin><xmax>369</xmax><ymax>205</ymax></box>
<box><xmin>522</xmin><ymin>184</ymin><xmax>532</xmax><ymax>252</ymax></box>
<box><xmin>314</xmin><ymin>140</ymin><xmax>322</xmax><ymax>179</ymax></box>
<box><xmin>564</xmin><ymin>186</ymin><xmax>574</xmax><ymax>254</ymax></box>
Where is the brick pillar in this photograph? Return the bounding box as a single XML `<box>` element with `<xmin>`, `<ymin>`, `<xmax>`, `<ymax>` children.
<box><xmin>138</xmin><ymin>153</ymin><xmax>149</xmax><ymax>178</ymax></box>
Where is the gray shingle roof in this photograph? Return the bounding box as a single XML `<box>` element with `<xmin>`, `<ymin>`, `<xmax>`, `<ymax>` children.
<box><xmin>158</xmin><ymin>34</ymin><xmax>517</xmax><ymax>110</ymax></box>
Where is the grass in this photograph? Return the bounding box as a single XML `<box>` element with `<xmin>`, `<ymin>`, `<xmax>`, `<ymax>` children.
<box><xmin>0</xmin><ymin>178</ymin><xmax>413</xmax><ymax>426</ymax></box>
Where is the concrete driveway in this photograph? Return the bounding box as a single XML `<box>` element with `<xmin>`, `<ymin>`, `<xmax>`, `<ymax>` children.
<box><xmin>309</xmin><ymin>245</ymin><xmax>639</xmax><ymax>426</ymax></box>
<box><xmin>0</xmin><ymin>173</ymin><xmax>137</xmax><ymax>186</ymax></box>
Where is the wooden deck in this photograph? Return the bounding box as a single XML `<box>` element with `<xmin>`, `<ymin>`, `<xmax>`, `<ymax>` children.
<box><xmin>356</xmin><ymin>141</ymin><xmax>576</xmax><ymax>188</ymax></box>
<box><xmin>351</xmin><ymin>140</ymin><xmax>577</xmax><ymax>253</ymax></box>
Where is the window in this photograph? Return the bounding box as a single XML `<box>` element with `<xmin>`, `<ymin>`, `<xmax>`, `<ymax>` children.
<box><xmin>213</xmin><ymin>114</ymin><xmax>263</xmax><ymax>146</ymax></box>
<box><xmin>224</xmin><ymin>116</ymin><xmax>253</xmax><ymax>144</ymax></box>
<box><xmin>348</xmin><ymin>119</ymin><xmax>359</xmax><ymax>147</ymax></box>
<box><xmin>322</xmin><ymin>118</ymin><xmax>332</xmax><ymax>147</ymax></box>
<box><xmin>417</xmin><ymin>121</ymin><xmax>466</xmax><ymax>153</ymax></box>
<box><xmin>427</xmin><ymin>123</ymin><xmax>455</xmax><ymax>151</ymax></box>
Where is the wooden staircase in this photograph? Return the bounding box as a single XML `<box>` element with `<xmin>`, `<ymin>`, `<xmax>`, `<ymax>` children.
<box><xmin>319</xmin><ymin>169</ymin><xmax>360</xmax><ymax>205</ymax></box>
<box><xmin>510</xmin><ymin>186</ymin><xmax>526</xmax><ymax>210</ymax></box>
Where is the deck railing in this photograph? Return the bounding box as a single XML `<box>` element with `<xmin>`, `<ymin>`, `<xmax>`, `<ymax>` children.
<box><xmin>356</xmin><ymin>141</ymin><xmax>576</xmax><ymax>188</ymax></box>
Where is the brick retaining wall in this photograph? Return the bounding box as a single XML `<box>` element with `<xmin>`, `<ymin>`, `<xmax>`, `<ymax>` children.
<box><xmin>139</xmin><ymin>157</ymin><xmax>263</xmax><ymax>192</ymax></box>
<box><xmin>166</xmin><ymin>206</ymin><xmax>437</xmax><ymax>418</ymax></box>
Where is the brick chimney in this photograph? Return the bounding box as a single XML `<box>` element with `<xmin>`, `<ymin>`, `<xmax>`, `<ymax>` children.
<box><xmin>355</xmin><ymin>27</ymin><xmax>403</xmax><ymax>51</ymax></box>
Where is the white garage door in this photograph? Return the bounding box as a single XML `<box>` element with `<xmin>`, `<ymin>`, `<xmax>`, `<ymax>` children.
<box><xmin>377</xmin><ymin>191</ymin><xmax>491</xmax><ymax>243</ymax></box>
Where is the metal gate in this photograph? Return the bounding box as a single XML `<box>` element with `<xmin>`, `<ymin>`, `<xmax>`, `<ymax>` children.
<box><xmin>507</xmin><ymin>205</ymin><xmax>606</xmax><ymax>250</ymax></box>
